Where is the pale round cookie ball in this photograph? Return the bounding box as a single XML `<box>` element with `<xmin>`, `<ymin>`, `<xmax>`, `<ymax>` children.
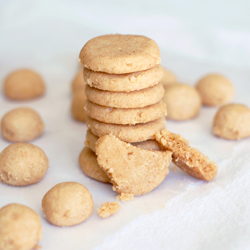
<box><xmin>161</xmin><ymin>68</ymin><xmax>177</xmax><ymax>87</ymax></box>
<box><xmin>0</xmin><ymin>143</ymin><xmax>49</xmax><ymax>186</ymax></box>
<box><xmin>1</xmin><ymin>107</ymin><xmax>44</xmax><ymax>142</ymax></box>
<box><xmin>213</xmin><ymin>104</ymin><xmax>250</xmax><ymax>140</ymax></box>
<box><xmin>163</xmin><ymin>84</ymin><xmax>201</xmax><ymax>121</ymax></box>
<box><xmin>3</xmin><ymin>69</ymin><xmax>45</xmax><ymax>100</ymax></box>
<box><xmin>72</xmin><ymin>68</ymin><xmax>86</xmax><ymax>93</ymax></box>
<box><xmin>71</xmin><ymin>89</ymin><xmax>87</xmax><ymax>122</ymax></box>
<box><xmin>0</xmin><ymin>203</ymin><xmax>42</xmax><ymax>250</ymax></box>
<box><xmin>42</xmin><ymin>182</ymin><xmax>94</xmax><ymax>227</ymax></box>
<box><xmin>196</xmin><ymin>74</ymin><xmax>234</xmax><ymax>106</ymax></box>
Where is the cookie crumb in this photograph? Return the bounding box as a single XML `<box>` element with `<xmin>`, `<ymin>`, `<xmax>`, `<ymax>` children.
<box><xmin>172</xmin><ymin>166</ymin><xmax>177</xmax><ymax>172</ymax></box>
<box><xmin>116</xmin><ymin>193</ymin><xmax>134</xmax><ymax>201</ymax></box>
<box><xmin>98</xmin><ymin>202</ymin><xmax>121</xmax><ymax>218</ymax></box>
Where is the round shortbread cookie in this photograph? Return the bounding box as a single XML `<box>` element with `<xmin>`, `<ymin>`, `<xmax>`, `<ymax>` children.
<box><xmin>196</xmin><ymin>74</ymin><xmax>234</xmax><ymax>106</ymax></box>
<box><xmin>4</xmin><ymin>69</ymin><xmax>45</xmax><ymax>100</ymax></box>
<box><xmin>72</xmin><ymin>68</ymin><xmax>86</xmax><ymax>93</ymax></box>
<box><xmin>86</xmin><ymin>116</ymin><xmax>166</xmax><ymax>143</ymax></box>
<box><xmin>83</xmin><ymin>65</ymin><xmax>163</xmax><ymax>92</ymax></box>
<box><xmin>42</xmin><ymin>182</ymin><xmax>94</xmax><ymax>227</ymax></box>
<box><xmin>85</xmin><ymin>100</ymin><xmax>166</xmax><ymax>125</ymax></box>
<box><xmin>161</xmin><ymin>68</ymin><xmax>177</xmax><ymax>87</ymax></box>
<box><xmin>85</xmin><ymin>129</ymin><xmax>163</xmax><ymax>153</ymax></box>
<box><xmin>71</xmin><ymin>89</ymin><xmax>87</xmax><ymax>122</ymax></box>
<box><xmin>79</xmin><ymin>34</ymin><xmax>161</xmax><ymax>74</ymax></box>
<box><xmin>79</xmin><ymin>147</ymin><xmax>110</xmax><ymax>183</ymax></box>
<box><xmin>0</xmin><ymin>203</ymin><xmax>42</xmax><ymax>250</ymax></box>
<box><xmin>163</xmin><ymin>84</ymin><xmax>201</xmax><ymax>121</ymax></box>
<box><xmin>85</xmin><ymin>83</ymin><xmax>164</xmax><ymax>109</ymax></box>
<box><xmin>213</xmin><ymin>104</ymin><xmax>250</xmax><ymax>140</ymax></box>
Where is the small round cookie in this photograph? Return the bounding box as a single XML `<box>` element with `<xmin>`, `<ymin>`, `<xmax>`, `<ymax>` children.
<box><xmin>0</xmin><ymin>143</ymin><xmax>49</xmax><ymax>186</ymax></box>
<box><xmin>79</xmin><ymin>34</ymin><xmax>161</xmax><ymax>74</ymax></box>
<box><xmin>161</xmin><ymin>68</ymin><xmax>177</xmax><ymax>87</ymax></box>
<box><xmin>84</xmin><ymin>65</ymin><xmax>163</xmax><ymax>92</ymax></box>
<box><xmin>163</xmin><ymin>84</ymin><xmax>201</xmax><ymax>121</ymax></box>
<box><xmin>213</xmin><ymin>104</ymin><xmax>250</xmax><ymax>140</ymax></box>
<box><xmin>71</xmin><ymin>89</ymin><xmax>87</xmax><ymax>122</ymax></box>
<box><xmin>72</xmin><ymin>68</ymin><xmax>85</xmax><ymax>93</ymax></box>
<box><xmin>4</xmin><ymin>69</ymin><xmax>45</xmax><ymax>100</ymax></box>
<box><xmin>85</xmin><ymin>83</ymin><xmax>164</xmax><ymax>109</ymax></box>
<box><xmin>86</xmin><ymin>116</ymin><xmax>166</xmax><ymax>143</ymax></box>
<box><xmin>96</xmin><ymin>135</ymin><xmax>172</xmax><ymax>196</ymax></box>
<box><xmin>42</xmin><ymin>182</ymin><xmax>94</xmax><ymax>227</ymax></box>
<box><xmin>79</xmin><ymin>147</ymin><xmax>110</xmax><ymax>183</ymax></box>
<box><xmin>196</xmin><ymin>74</ymin><xmax>234</xmax><ymax>106</ymax></box>
<box><xmin>0</xmin><ymin>203</ymin><xmax>42</xmax><ymax>250</ymax></box>
<box><xmin>85</xmin><ymin>129</ymin><xmax>163</xmax><ymax>153</ymax></box>
<box><xmin>85</xmin><ymin>100</ymin><xmax>166</xmax><ymax>125</ymax></box>
<box><xmin>1</xmin><ymin>107</ymin><xmax>44</xmax><ymax>142</ymax></box>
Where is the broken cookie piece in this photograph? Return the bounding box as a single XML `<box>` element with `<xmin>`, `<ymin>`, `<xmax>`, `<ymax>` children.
<box><xmin>96</xmin><ymin>135</ymin><xmax>172</xmax><ymax>197</ymax></box>
<box><xmin>116</xmin><ymin>193</ymin><xmax>134</xmax><ymax>202</ymax></box>
<box><xmin>98</xmin><ymin>201</ymin><xmax>121</xmax><ymax>218</ymax></box>
<box><xmin>155</xmin><ymin>129</ymin><xmax>218</xmax><ymax>181</ymax></box>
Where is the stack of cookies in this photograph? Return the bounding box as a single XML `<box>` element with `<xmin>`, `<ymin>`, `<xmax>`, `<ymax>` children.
<box><xmin>79</xmin><ymin>34</ymin><xmax>167</xmax><ymax>182</ymax></box>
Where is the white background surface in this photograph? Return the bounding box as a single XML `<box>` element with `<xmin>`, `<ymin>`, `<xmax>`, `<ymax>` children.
<box><xmin>0</xmin><ymin>1</ymin><xmax>250</xmax><ymax>249</ymax></box>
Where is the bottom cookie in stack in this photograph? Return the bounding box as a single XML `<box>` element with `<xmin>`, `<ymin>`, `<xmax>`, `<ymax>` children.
<box><xmin>79</xmin><ymin>130</ymin><xmax>164</xmax><ymax>183</ymax></box>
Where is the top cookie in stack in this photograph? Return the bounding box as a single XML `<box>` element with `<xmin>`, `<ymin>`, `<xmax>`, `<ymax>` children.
<box><xmin>79</xmin><ymin>34</ymin><xmax>166</xmax><ymax>143</ymax></box>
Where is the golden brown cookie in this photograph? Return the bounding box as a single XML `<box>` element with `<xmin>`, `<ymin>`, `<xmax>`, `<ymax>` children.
<box><xmin>161</xmin><ymin>68</ymin><xmax>177</xmax><ymax>87</ymax></box>
<box><xmin>0</xmin><ymin>203</ymin><xmax>42</xmax><ymax>250</ymax></box>
<box><xmin>196</xmin><ymin>74</ymin><xmax>234</xmax><ymax>106</ymax></box>
<box><xmin>71</xmin><ymin>89</ymin><xmax>87</xmax><ymax>122</ymax></box>
<box><xmin>163</xmin><ymin>84</ymin><xmax>201</xmax><ymax>121</ymax></box>
<box><xmin>213</xmin><ymin>104</ymin><xmax>250</xmax><ymax>140</ymax></box>
<box><xmin>85</xmin><ymin>100</ymin><xmax>166</xmax><ymax>125</ymax></box>
<box><xmin>72</xmin><ymin>68</ymin><xmax>86</xmax><ymax>93</ymax></box>
<box><xmin>0</xmin><ymin>143</ymin><xmax>49</xmax><ymax>186</ymax></box>
<box><xmin>79</xmin><ymin>34</ymin><xmax>161</xmax><ymax>74</ymax></box>
<box><xmin>98</xmin><ymin>202</ymin><xmax>121</xmax><ymax>218</ymax></box>
<box><xmin>79</xmin><ymin>147</ymin><xmax>110</xmax><ymax>183</ymax></box>
<box><xmin>116</xmin><ymin>193</ymin><xmax>134</xmax><ymax>201</ymax></box>
<box><xmin>85</xmin><ymin>129</ymin><xmax>163</xmax><ymax>153</ymax></box>
<box><xmin>1</xmin><ymin>107</ymin><xmax>44</xmax><ymax>142</ymax></box>
<box><xmin>85</xmin><ymin>83</ymin><xmax>164</xmax><ymax>109</ymax></box>
<box><xmin>3</xmin><ymin>69</ymin><xmax>45</xmax><ymax>100</ymax></box>
<box><xmin>86</xmin><ymin>116</ymin><xmax>166</xmax><ymax>143</ymax></box>
<box><xmin>96</xmin><ymin>135</ymin><xmax>172</xmax><ymax>196</ymax></box>
<box><xmin>42</xmin><ymin>182</ymin><xmax>94</xmax><ymax>227</ymax></box>
<box><xmin>155</xmin><ymin>129</ymin><xmax>218</xmax><ymax>181</ymax></box>
<box><xmin>83</xmin><ymin>65</ymin><xmax>163</xmax><ymax>92</ymax></box>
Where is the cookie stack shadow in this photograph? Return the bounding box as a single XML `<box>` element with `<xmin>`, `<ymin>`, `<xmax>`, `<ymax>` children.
<box><xmin>78</xmin><ymin>34</ymin><xmax>167</xmax><ymax>183</ymax></box>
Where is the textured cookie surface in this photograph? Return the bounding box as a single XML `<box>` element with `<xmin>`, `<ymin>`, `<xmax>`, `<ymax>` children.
<box><xmin>0</xmin><ymin>203</ymin><xmax>42</xmax><ymax>250</ymax></box>
<box><xmin>85</xmin><ymin>100</ymin><xmax>166</xmax><ymax>125</ymax></box>
<box><xmin>4</xmin><ymin>69</ymin><xmax>45</xmax><ymax>100</ymax></box>
<box><xmin>0</xmin><ymin>143</ymin><xmax>49</xmax><ymax>186</ymax></box>
<box><xmin>85</xmin><ymin>129</ymin><xmax>163</xmax><ymax>153</ymax></box>
<box><xmin>155</xmin><ymin>129</ymin><xmax>218</xmax><ymax>181</ymax></box>
<box><xmin>71</xmin><ymin>89</ymin><xmax>87</xmax><ymax>122</ymax></box>
<box><xmin>79</xmin><ymin>34</ymin><xmax>161</xmax><ymax>74</ymax></box>
<box><xmin>96</xmin><ymin>135</ymin><xmax>172</xmax><ymax>196</ymax></box>
<box><xmin>213</xmin><ymin>104</ymin><xmax>250</xmax><ymax>140</ymax></box>
<box><xmin>72</xmin><ymin>68</ymin><xmax>86</xmax><ymax>93</ymax></box>
<box><xmin>196</xmin><ymin>74</ymin><xmax>234</xmax><ymax>106</ymax></box>
<box><xmin>1</xmin><ymin>107</ymin><xmax>44</xmax><ymax>142</ymax></box>
<box><xmin>42</xmin><ymin>182</ymin><xmax>94</xmax><ymax>227</ymax></box>
<box><xmin>85</xmin><ymin>83</ymin><xmax>164</xmax><ymax>109</ymax></box>
<box><xmin>163</xmin><ymin>84</ymin><xmax>201</xmax><ymax>121</ymax></box>
<box><xmin>86</xmin><ymin>116</ymin><xmax>166</xmax><ymax>143</ymax></box>
<box><xmin>98</xmin><ymin>202</ymin><xmax>121</xmax><ymax>218</ymax></box>
<box><xmin>79</xmin><ymin>147</ymin><xmax>110</xmax><ymax>183</ymax></box>
<box><xmin>84</xmin><ymin>65</ymin><xmax>163</xmax><ymax>92</ymax></box>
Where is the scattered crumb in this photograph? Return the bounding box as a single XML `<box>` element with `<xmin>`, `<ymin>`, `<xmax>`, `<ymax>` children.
<box><xmin>172</xmin><ymin>166</ymin><xmax>177</xmax><ymax>172</ymax></box>
<box><xmin>116</xmin><ymin>193</ymin><xmax>134</xmax><ymax>202</ymax></box>
<box><xmin>179</xmin><ymin>182</ymin><xmax>183</xmax><ymax>186</ymax></box>
<box><xmin>98</xmin><ymin>202</ymin><xmax>121</xmax><ymax>218</ymax></box>
<box><xmin>161</xmin><ymin>205</ymin><xmax>165</xmax><ymax>209</ymax></box>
